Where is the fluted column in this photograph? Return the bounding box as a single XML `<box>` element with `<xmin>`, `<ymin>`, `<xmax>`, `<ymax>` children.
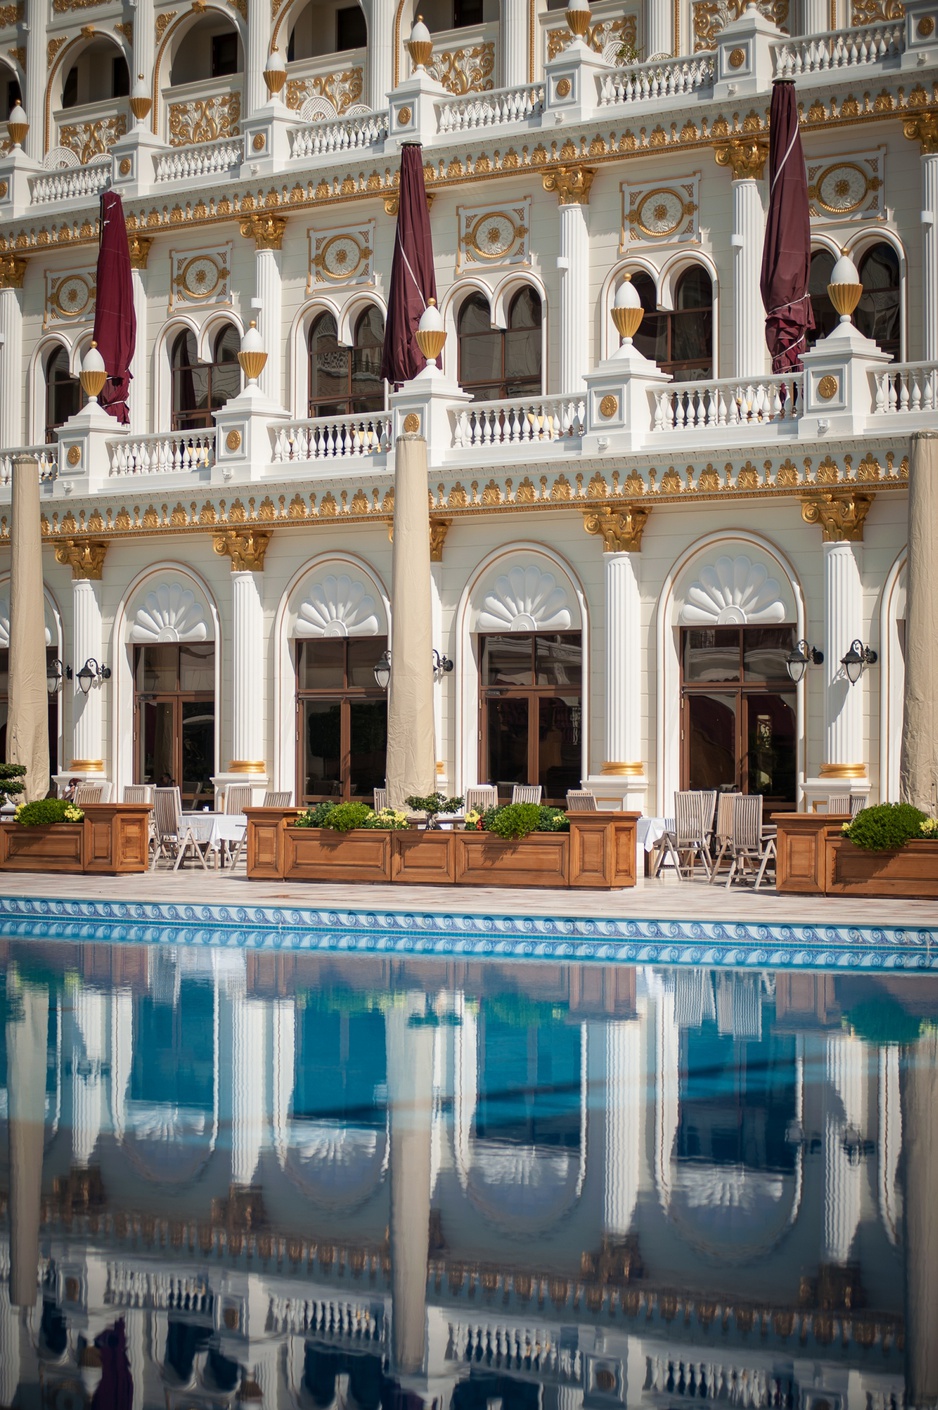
<box><xmin>387</xmin><ymin>997</ymin><xmax>435</xmax><ymax>1378</ymax></box>
<box><xmin>132</xmin><ymin>0</ymin><xmax>155</xmax><ymax>99</ymax></box>
<box><xmin>823</xmin><ymin>1032</ymin><xmax>865</xmax><ymax>1264</ymax></box>
<box><xmin>644</xmin><ymin>0</ymin><xmax>674</xmax><ymax>57</ymax></box>
<box><xmin>0</xmin><ymin>259</ymin><xmax>26</xmax><ymax>449</ymax></box>
<box><xmin>53</xmin><ymin>540</ymin><xmax>109</xmax><ymax>774</ymax></box>
<box><xmin>231</xmin><ymin>990</ymin><xmax>266</xmax><ymax>1188</ymax></box>
<box><xmin>800</xmin><ymin>0</ymin><xmax>830</xmax><ymax>31</ymax></box>
<box><xmin>213</xmin><ymin>531</ymin><xmax>271</xmax><ymax>779</ymax></box>
<box><xmin>128</xmin><ymin>238</ymin><xmax>152</xmax><ymax>434</ymax></box>
<box><xmin>361</xmin><ymin>0</ymin><xmax>394</xmax><ymax>111</ymax></box>
<box><xmin>7</xmin><ymin>975</ymin><xmax>48</xmax><ymax>1307</ymax></box>
<box><xmin>24</xmin><ymin>0</ymin><xmax>46</xmax><ymax>163</ymax></box>
<box><xmin>501</xmin><ymin>0</ymin><xmax>529</xmax><ymax>86</ymax></box>
<box><xmin>715</xmin><ymin>139</ymin><xmax>769</xmax><ymax>378</ymax></box>
<box><xmin>903</xmin><ymin>118</ymin><xmax>938</xmax><ymax>360</ymax></box>
<box><xmin>543</xmin><ymin>167</ymin><xmax>595</xmax><ymax>395</ymax></box>
<box><xmin>243</xmin><ymin>216</ymin><xmax>286</xmax><ymax>405</ymax></box>
<box><xmin>247</xmin><ymin>0</ymin><xmax>273</xmax><ymax>118</ymax></box>
<box><xmin>604</xmin><ymin>1019</ymin><xmax>642</xmax><ymax>1234</ymax></box>
<box><xmin>72</xmin><ymin>987</ymin><xmax>107</xmax><ymax>1168</ymax></box>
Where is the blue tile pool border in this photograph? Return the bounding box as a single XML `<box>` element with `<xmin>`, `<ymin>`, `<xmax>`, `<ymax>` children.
<box><xmin>0</xmin><ymin>893</ymin><xmax>936</xmax><ymax>970</ymax></box>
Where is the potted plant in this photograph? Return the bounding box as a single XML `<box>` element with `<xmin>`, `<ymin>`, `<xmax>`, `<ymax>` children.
<box><xmin>394</xmin><ymin>792</ymin><xmax>465</xmax><ymax>883</ymax></box>
<box><xmin>456</xmin><ymin>802</ymin><xmax>571</xmax><ymax>888</ymax></box>
<box><xmin>0</xmin><ymin>762</ymin><xmax>26</xmax><ymax>810</ymax></box>
<box><xmin>0</xmin><ymin>797</ymin><xmax>86</xmax><ymax>872</ymax></box>
<box><xmin>825</xmin><ymin>802</ymin><xmax>938</xmax><ymax>898</ymax></box>
<box><xmin>404</xmin><ymin>792</ymin><xmax>464</xmax><ymax>829</ymax></box>
<box><xmin>285</xmin><ymin>799</ymin><xmax>406</xmax><ymax>882</ymax></box>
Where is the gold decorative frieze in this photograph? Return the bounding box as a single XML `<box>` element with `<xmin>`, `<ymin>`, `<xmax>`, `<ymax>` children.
<box><xmin>213</xmin><ymin>528</ymin><xmax>272</xmax><ymax>571</ymax></box>
<box><xmin>285</xmin><ymin>68</ymin><xmax>363</xmax><ymax>117</ymax></box>
<box><xmin>851</xmin><ymin>0</ymin><xmax>904</xmax><ymax>22</ymax></box>
<box><xmin>543</xmin><ymin>164</ymin><xmax>595</xmax><ymax>205</ymax></box>
<box><xmin>714</xmin><ymin>137</ymin><xmax>768</xmax><ymax>180</ymax></box>
<box><xmin>801</xmin><ymin>491</ymin><xmax>874</xmax><ymax>541</ymax></box>
<box><xmin>622</xmin><ymin>174</ymin><xmax>698</xmax><ymax>245</ymax></box>
<box><xmin>903</xmin><ymin>110</ymin><xmax>938</xmax><ymax>154</ymax></box>
<box><xmin>0</xmin><ymin>3</ymin><xmax>23</xmax><ymax>27</ymax></box>
<box><xmin>693</xmin><ymin>1</ymin><xmax>788</xmax><ymax>50</ymax></box>
<box><xmin>53</xmin><ymin>537</ymin><xmax>108</xmax><ymax>579</ymax></box>
<box><xmin>169</xmin><ymin>244</ymin><xmax>231</xmax><ymax>308</ymax></box>
<box><xmin>309</xmin><ymin>220</ymin><xmax>374</xmax><ymax>287</ymax></box>
<box><xmin>59</xmin><ymin>114</ymin><xmax>127</xmax><ymax>165</ymax></box>
<box><xmin>241</xmin><ymin>212</ymin><xmax>287</xmax><ymax>249</ymax></box>
<box><xmin>457</xmin><ymin>199</ymin><xmax>529</xmax><ymax>272</ymax></box>
<box><xmin>582</xmin><ymin>504</ymin><xmax>650</xmax><ymax>553</ymax></box>
<box><xmin>44</xmin><ymin>267</ymin><xmax>95</xmax><ymax>328</ymax></box>
<box><xmin>546</xmin><ymin>13</ymin><xmax>637</xmax><ymax>63</ymax></box>
<box><xmin>806</xmin><ymin>148</ymin><xmax>884</xmax><ymax>220</ymax></box>
<box><xmin>0</xmin><ymin>253</ymin><xmax>26</xmax><ymax>288</ymax></box>
<box><xmin>47</xmin><ymin>36</ymin><xmax>67</xmax><ymax>68</ymax></box>
<box><xmin>429</xmin><ymin>40</ymin><xmax>495</xmax><ymax>95</ymax></box>
<box><xmin>168</xmin><ymin>91</ymin><xmax>240</xmax><ymax>146</ymax></box>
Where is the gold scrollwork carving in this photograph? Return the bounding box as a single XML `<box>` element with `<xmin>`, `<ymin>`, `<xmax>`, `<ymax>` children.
<box><xmin>59</xmin><ymin>114</ymin><xmax>127</xmax><ymax>165</ymax></box>
<box><xmin>0</xmin><ymin>3</ymin><xmax>23</xmax><ymax>27</ymax></box>
<box><xmin>47</xmin><ymin>36</ymin><xmax>67</xmax><ymax>68</ymax></box>
<box><xmin>542</xmin><ymin>164</ymin><xmax>596</xmax><ymax>205</ymax></box>
<box><xmin>285</xmin><ymin>67</ymin><xmax>363</xmax><ymax>115</ymax></box>
<box><xmin>429</xmin><ymin>40</ymin><xmax>495</xmax><ymax>95</ymax></box>
<box><xmin>546</xmin><ymin>14</ymin><xmax>636</xmax><ymax>61</ymax></box>
<box><xmin>582</xmin><ymin>504</ymin><xmax>651</xmax><ymax>553</ymax></box>
<box><xmin>903</xmin><ymin>111</ymin><xmax>938</xmax><ymax>155</ymax></box>
<box><xmin>169</xmin><ymin>92</ymin><xmax>240</xmax><ymax>146</ymax></box>
<box><xmin>850</xmin><ymin>0</ymin><xmax>904</xmax><ymax>23</ymax></box>
<box><xmin>429</xmin><ymin>517</ymin><xmax>452</xmax><ymax>562</ymax></box>
<box><xmin>155</xmin><ymin>10</ymin><xmax>177</xmax><ymax>41</ymax></box>
<box><xmin>801</xmin><ymin>492</ymin><xmax>873</xmax><ymax>542</ymax></box>
<box><xmin>54</xmin><ymin>537</ymin><xmax>109</xmax><ymax>580</ymax></box>
<box><xmin>212</xmin><ymin>528</ymin><xmax>272</xmax><ymax>571</ymax></box>
<box><xmin>240</xmin><ymin>212</ymin><xmax>287</xmax><ymax>249</ymax></box>
<box><xmin>0</xmin><ymin>253</ymin><xmax>26</xmax><ymax>288</ymax></box>
<box><xmin>714</xmin><ymin>136</ymin><xmax>769</xmax><ymax>179</ymax></box>
<box><xmin>693</xmin><ymin>0</ymin><xmax>788</xmax><ymax>50</ymax></box>
<box><xmin>127</xmin><ymin>234</ymin><xmax>153</xmax><ymax>269</ymax></box>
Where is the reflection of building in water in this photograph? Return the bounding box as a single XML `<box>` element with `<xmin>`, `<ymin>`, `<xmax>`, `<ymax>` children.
<box><xmin>0</xmin><ymin>943</ymin><xmax>927</xmax><ymax>1410</ymax></box>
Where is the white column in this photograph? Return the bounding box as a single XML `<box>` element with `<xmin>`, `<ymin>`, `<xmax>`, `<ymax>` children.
<box><xmin>732</xmin><ymin>176</ymin><xmax>768</xmax><ymax>377</ymax></box>
<box><xmin>71</xmin><ymin>576</ymin><xmax>106</xmax><ymax>771</ymax></box>
<box><xmin>24</xmin><ymin>0</ymin><xmax>47</xmax><ymax>163</ymax></box>
<box><xmin>132</xmin><ymin>0</ymin><xmax>155</xmax><ymax>97</ymax></box>
<box><xmin>0</xmin><ymin>278</ymin><xmax>24</xmax><ymax>448</ymax></box>
<box><xmin>254</xmin><ymin>245</ymin><xmax>283</xmax><ymax>406</ymax></box>
<box><xmin>644</xmin><ymin>0</ymin><xmax>674</xmax><ymax>57</ymax></box>
<box><xmin>247</xmin><ymin>0</ymin><xmax>273</xmax><ymax>119</ymax></box>
<box><xmin>823</xmin><ymin>1033</ymin><xmax>865</xmax><ymax>1264</ymax></box>
<box><xmin>129</xmin><ymin>264</ymin><xmax>148</xmax><ymax>434</ymax></box>
<box><xmin>558</xmin><ymin>196</ymin><xmax>591</xmax><ymax>395</ymax></box>
<box><xmin>922</xmin><ymin>152</ymin><xmax>938</xmax><ymax>361</ymax></box>
<box><xmin>231</xmin><ymin>568</ymin><xmax>266</xmax><ymax>769</ymax></box>
<box><xmin>604</xmin><ymin>550</ymin><xmax>643</xmax><ymax>772</ymax></box>
<box><xmin>361</xmin><ymin>0</ymin><xmax>394</xmax><ymax>111</ymax></box>
<box><xmin>822</xmin><ymin>540</ymin><xmax>865</xmax><ymax>775</ymax></box>
<box><xmin>603</xmin><ymin>1020</ymin><xmax>642</xmax><ymax>1235</ymax></box>
<box><xmin>0</xmin><ymin>1286</ymin><xmax>21</xmax><ymax>1407</ymax></box>
<box><xmin>71</xmin><ymin>987</ymin><xmax>107</xmax><ymax>1168</ymax></box>
<box><xmin>801</xmin><ymin>0</ymin><xmax>831</xmax><ymax>34</ymax></box>
<box><xmin>501</xmin><ymin>0</ymin><xmax>529</xmax><ymax>86</ymax></box>
<box><xmin>231</xmin><ymin>991</ymin><xmax>266</xmax><ymax>1188</ymax></box>
<box><xmin>387</xmin><ymin>997</ymin><xmax>435</xmax><ymax>1378</ymax></box>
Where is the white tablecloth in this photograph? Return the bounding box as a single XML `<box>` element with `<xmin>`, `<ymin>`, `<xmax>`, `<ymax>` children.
<box><xmin>180</xmin><ymin>812</ymin><xmax>246</xmax><ymax>853</ymax></box>
<box><xmin>636</xmin><ymin>816</ymin><xmax>674</xmax><ymax>852</ymax></box>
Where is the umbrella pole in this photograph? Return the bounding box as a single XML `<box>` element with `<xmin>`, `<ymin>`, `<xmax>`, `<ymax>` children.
<box><xmin>8</xmin><ymin>454</ymin><xmax>50</xmax><ymax>801</ymax></box>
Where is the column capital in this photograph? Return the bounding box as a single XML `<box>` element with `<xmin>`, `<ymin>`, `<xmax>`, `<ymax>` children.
<box><xmin>713</xmin><ymin>136</ymin><xmax>769</xmax><ymax>180</ymax></box>
<box><xmin>542</xmin><ymin>164</ymin><xmax>596</xmax><ymax>205</ymax></box>
<box><xmin>801</xmin><ymin>492</ymin><xmax>873</xmax><ymax>543</ymax></box>
<box><xmin>54</xmin><ymin>537</ymin><xmax>109</xmax><ymax>580</ymax></box>
<box><xmin>213</xmin><ymin>528</ymin><xmax>272</xmax><ymax>570</ymax></box>
<box><xmin>903</xmin><ymin>111</ymin><xmax>938</xmax><ymax>155</ymax></box>
<box><xmin>582</xmin><ymin>504</ymin><xmax>650</xmax><ymax>553</ymax></box>
<box><xmin>0</xmin><ymin>254</ymin><xmax>27</xmax><ymax>289</ymax></box>
<box><xmin>429</xmin><ymin>516</ymin><xmax>452</xmax><ymax>562</ymax></box>
<box><xmin>127</xmin><ymin>234</ymin><xmax>153</xmax><ymax>269</ymax></box>
<box><xmin>240</xmin><ymin>212</ymin><xmax>287</xmax><ymax>250</ymax></box>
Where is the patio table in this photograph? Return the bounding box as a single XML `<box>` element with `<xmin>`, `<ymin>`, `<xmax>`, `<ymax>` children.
<box><xmin>180</xmin><ymin>812</ymin><xmax>246</xmax><ymax>867</ymax></box>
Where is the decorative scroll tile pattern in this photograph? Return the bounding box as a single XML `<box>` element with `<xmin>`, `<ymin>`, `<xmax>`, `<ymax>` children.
<box><xmin>457</xmin><ymin>199</ymin><xmax>530</xmax><ymax>271</ymax></box>
<box><xmin>44</xmin><ymin>266</ymin><xmax>95</xmax><ymax>327</ymax></box>
<box><xmin>621</xmin><ymin>174</ymin><xmax>699</xmax><ymax>246</ymax></box>
<box><xmin>308</xmin><ymin>221</ymin><xmax>374</xmax><ymax>287</ymax></box>
<box><xmin>693</xmin><ymin>0</ymin><xmax>788</xmax><ymax>50</ymax></box>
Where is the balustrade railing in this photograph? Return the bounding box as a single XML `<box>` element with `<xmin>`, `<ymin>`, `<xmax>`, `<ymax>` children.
<box><xmin>154</xmin><ymin>135</ymin><xmax>244</xmax><ymax>183</ymax></box>
<box><xmin>108</xmin><ymin>432</ymin><xmax>216</xmax><ymax>476</ymax></box>
<box><xmin>448</xmin><ymin>1323</ymin><xmax>581</xmax><ymax>1381</ymax></box>
<box><xmin>290</xmin><ymin>111</ymin><xmax>389</xmax><ymax>159</ymax></box>
<box><xmin>654</xmin><ymin>376</ymin><xmax>801</xmax><ymax>432</ymax></box>
<box><xmin>872</xmin><ymin>361</ymin><xmax>938</xmax><ymax>415</ymax></box>
<box><xmin>267</xmin><ymin>1295</ymin><xmax>385</xmax><ymax>1342</ymax></box>
<box><xmin>436</xmin><ymin>82</ymin><xmax>545</xmax><ymax>133</ymax></box>
<box><xmin>107</xmin><ymin>1264</ymin><xmax>213</xmax><ymax>1314</ymax></box>
<box><xmin>599</xmin><ymin>55</ymin><xmax>714</xmax><ymax>107</ymax></box>
<box><xmin>452</xmin><ymin>395</ymin><xmax>585</xmax><ymax>449</ymax></box>
<box><xmin>271</xmin><ymin>413</ymin><xmax>393</xmax><ymax>462</ymax></box>
<box><xmin>772</xmin><ymin>22</ymin><xmax>903</xmax><ymax>77</ymax></box>
<box><xmin>29</xmin><ymin>159</ymin><xmax>110</xmax><ymax>206</ymax></box>
<box><xmin>0</xmin><ymin>446</ymin><xmax>58</xmax><ymax>483</ymax></box>
<box><xmin>645</xmin><ymin>1358</ymin><xmax>793</xmax><ymax>1408</ymax></box>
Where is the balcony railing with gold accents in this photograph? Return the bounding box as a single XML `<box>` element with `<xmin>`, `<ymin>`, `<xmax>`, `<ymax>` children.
<box><xmin>0</xmin><ymin>446</ymin><xmax>57</xmax><ymax>484</ymax></box>
<box><xmin>289</xmin><ymin>111</ymin><xmax>389</xmax><ymax>159</ymax></box>
<box><xmin>284</xmin><ymin>49</ymin><xmax>366</xmax><ymax>119</ymax></box>
<box><xmin>598</xmin><ymin>55</ymin><xmax>714</xmax><ymax>106</ymax></box>
<box><xmin>436</xmin><ymin>82</ymin><xmax>545</xmax><ymax>134</ymax></box>
<box><xmin>29</xmin><ymin>157</ymin><xmax>110</xmax><ymax>204</ymax></box>
<box><xmin>429</xmin><ymin>23</ymin><xmax>498</xmax><ymax>95</ymax></box>
<box><xmin>653</xmin><ymin>375</ymin><xmax>802</xmax><ymax>433</ymax></box>
<box><xmin>270</xmin><ymin>413</ymin><xmax>393</xmax><ymax>464</ymax></box>
<box><xmin>154</xmin><ymin>134</ymin><xmax>244</xmax><ymax>184</ymax></box>
<box><xmin>872</xmin><ymin>362</ymin><xmax>938</xmax><ymax>416</ymax></box>
<box><xmin>772</xmin><ymin>20</ymin><xmax>904</xmax><ymax>77</ymax></box>
<box><xmin>52</xmin><ymin>98</ymin><xmax>129</xmax><ymax>164</ymax></box>
<box><xmin>164</xmin><ymin>79</ymin><xmax>242</xmax><ymax>147</ymax></box>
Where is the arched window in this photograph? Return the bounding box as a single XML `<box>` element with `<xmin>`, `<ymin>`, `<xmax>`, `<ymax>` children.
<box><xmin>287</xmin><ymin>0</ymin><xmax>367</xmax><ymax>60</ymax></box>
<box><xmin>631</xmin><ymin>266</ymin><xmax>713</xmax><ymax>380</ymax></box>
<box><xmin>308</xmin><ymin>306</ymin><xmax>386</xmax><ymax>418</ymax></box>
<box><xmin>44</xmin><ymin>346</ymin><xmax>82</xmax><ymax>443</ymax></box>
<box><xmin>809</xmin><ymin>242</ymin><xmax>901</xmax><ymax>359</ymax></box>
<box><xmin>171</xmin><ymin>325</ymin><xmax>240</xmax><ymax>432</ymax></box>
<box><xmin>458</xmin><ymin>288</ymin><xmax>542</xmax><ymax>401</ymax></box>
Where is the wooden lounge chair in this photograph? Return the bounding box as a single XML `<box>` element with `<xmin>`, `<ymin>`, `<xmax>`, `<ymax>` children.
<box><xmin>566</xmin><ymin>789</ymin><xmax>598</xmax><ymax>811</ymax></box>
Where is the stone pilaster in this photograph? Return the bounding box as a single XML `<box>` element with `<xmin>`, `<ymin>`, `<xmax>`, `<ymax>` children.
<box><xmin>54</xmin><ymin>539</ymin><xmax>109</xmax><ymax>778</ymax></box>
<box><xmin>604</xmin><ymin>1019</ymin><xmax>642</xmax><ymax>1234</ymax></box>
<box><xmin>241</xmin><ymin>214</ymin><xmax>286</xmax><ymax>406</ymax></box>
<box><xmin>0</xmin><ymin>256</ymin><xmax>25</xmax><ymax>448</ymax></box>
<box><xmin>903</xmin><ymin>114</ymin><xmax>938</xmax><ymax>360</ymax></box>
<box><xmin>543</xmin><ymin>166</ymin><xmax>594</xmax><ymax>395</ymax></box>
<box><xmin>247</xmin><ymin>0</ymin><xmax>273</xmax><ymax>118</ymax></box>
<box><xmin>24</xmin><ymin>0</ymin><xmax>46</xmax><ymax>163</ymax></box>
<box><xmin>213</xmin><ymin>529</ymin><xmax>271</xmax><ymax>789</ymax></box>
<box><xmin>715</xmin><ymin>138</ymin><xmax>769</xmax><ymax>378</ymax></box>
<box><xmin>645</xmin><ymin>0</ymin><xmax>674</xmax><ymax>57</ymax></box>
<box><xmin>361</xmin><ymin>0</ymin><xmax>394</xmax><ymax>111</ymax></box>
<box><xmin>501</xmin><ymin>0</ymin><xmax>529</xmax><ymax>86</ymax></box>
<box><xmin>128</xmin><ymin>237</ymin><xmax>152</xmax><ymax>433</ymax></box>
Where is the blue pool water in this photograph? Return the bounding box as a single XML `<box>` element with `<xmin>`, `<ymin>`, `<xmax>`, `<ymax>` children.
<box><xmin>1</xmin><ymin>932</ymin><xmax>937</xmax><ymax>1409</ymax></box>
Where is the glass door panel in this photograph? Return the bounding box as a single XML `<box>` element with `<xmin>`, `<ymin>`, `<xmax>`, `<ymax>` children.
<box><xmin>742</xmin><ymin>692</ymin><xmax>796</xmax><ymax>806</ymax></box>
<box><xmin>302</xmin><ymin>699</ymin><xmax>342</xmax><ymax>800</ymax></box>
<box><xmin>486</xmin><ymin>696</ymin><xmax>530</xmax><ymax>799</ymax></box>
<box><xmin>181</xmin><ymin>701</ymin><xmax>215</xmax><ymax>808</ymax></box>
<box><xmin>349</xmin><ymin>699</ymin><xmax>388</xmax><ymax>799</ymax></box>
<box><xmin>685</xmin><ymin>693</ymin><xmax>738</xmax><ymax>792</ymax></box>
<box><xmin>139</xmin><ymin>699</ymin><xmax>177</xmax><ymax>787</ymax></box>
<box><xmin>538</xmin><ymin>695</ymin><xmax>581</xmax><ymax>804</ymax></box>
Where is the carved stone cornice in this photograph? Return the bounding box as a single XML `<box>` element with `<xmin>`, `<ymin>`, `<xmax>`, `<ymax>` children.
<box><xmin>713</xmin><ymin>136</ymin><xmax>769</xmax><ymax>180</ymax></box>
<box><xmin>429</xmin><ymin>516</ymin><xmax>452</xmax><ymax>562</ymax></box>
<box><xmin>213</xmin><ymin>528</ymin><xmax>272</xmax><ymax>571</ymax></box>
<box><xmin>542</xmin><ymin>164</ymin><xmax>596</xmax><ymax>206</ymax></box>
<box><xmin>801</xmin><ymin>492</ymin><xmax>873</xmax><ymax>542</ymax></box>
<box><xmin>582</xmin><ymin>504</ymin><xmax>650</xmax><ymax>553</ymax></box>
<box><xmin>127</xmin><ymin>234</ymin><xmax>153</xmax><ymax>270</ymax></box>
<box><xmin>0</xmin><ymin>253</ymin><xmax>26</xmax><ymax>289</ymax></box>
<box><xmin>54</xmin><ymin>537</ymin><xmax>109</xmax><ymax>580</ymax></box>
<box><xmin>903</xmin><ymin>111</ymin><xmax>938</xmax><ymax>155</ymax></box>
<box><xmin>240</xmin><ymin>212</ymin><xmax>287</xmax><ymax>250</ymax></box>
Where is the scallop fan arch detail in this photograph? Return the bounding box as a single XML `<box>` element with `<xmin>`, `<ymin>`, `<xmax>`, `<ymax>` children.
<box><xmin>0</xmin><ymin>590</ymin><xmax>54</xmax><ymax>648</ymax></box>
<box><xmin>127</xmin><ymin>579</ymin><xmax>211</xmax><ymax>642</ymax></box>
<box><xmin>294</xmin><ymin>572</ymin><xmax>382</xmax><ymax>638</ymax></box>
<box><xmin>477</xmin><ymin>563</ymin><xmax>573</xmax><ymax>632</ymax></box>
<box><xmin>680</xmin><ymin>553</ymin><xmax>788</xmax><ymax>626</ymax></box>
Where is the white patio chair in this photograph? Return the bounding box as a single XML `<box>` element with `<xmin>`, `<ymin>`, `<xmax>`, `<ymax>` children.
<box><xmin>511</xmin><ymin>784</ymin><xmax>543</xmax><ymax>805</ymax></box>
<box><xmin>724</xmin><ymin>794</ymin><xmax>770</xmax><ymax>888</ymax></box>
<box><xmin>651</xmin><ymin>791</ymin><xmax>712</xmax><ymax>880</ymax></box>
<box><xmin>122</xmin><ymin>784</ymin><xmax>153</xmax><ymax>804</ymax></box>
<box><xmin>263</xmin><ymin>790</ymin><xmax>291</xmax><ymax>807</ymax></box>
<box><xmin>825</xmin><ymin>793</ymin><xmax>852</xmax><ymax>813</ymax></box>
<box><xmin>73</xmin><ymin>782</ymin><xmax>106</xmax><ymax>805</ymax></box>
<box><xmin>465</xmin><ymin>785</ymin><xmax>498</xmax><ymax>815</ymax></box>
<box><xmin>708</xmin><ymin>792</ymin><xmax>742</xmax><ymax>883</ymax></box>
<box><xmin>374</xmin><ymin>787</ymin><xmax>388</xmax><ymax>812</ymax></box>
<box><xmin>151</xmin><ymin>786</ymin><xmax>209</xmax><ymax>871</ymax></box>
<box><xmin>566</xmin><ymin>790</ymin><xmax>598</xmax><ymax>811</ymax></box>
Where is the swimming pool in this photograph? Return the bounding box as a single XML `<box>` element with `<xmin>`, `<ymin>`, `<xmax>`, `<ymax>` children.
<box><xmin>0</xmin><ymin>934</ymin><xmax>934</xmax><ymax>1409</ymax></box>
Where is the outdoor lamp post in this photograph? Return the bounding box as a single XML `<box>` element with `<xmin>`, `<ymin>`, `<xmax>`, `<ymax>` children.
<box><xmin>75</xmin><ymin>659</ymin><xmax>111</xmax><ymax>695</ymax></box>
<box><xmin>785</xmin><ymin>640</ymin><xmax>824</xmax><ymax>684</ymax></box>
<box><xmin>840</xmin><ymin>640</ymin><xmax>877</xmax><ymax>685</ymax></box>
<box><xmin>46</xmin><ymin>659</ymin><xmax>64</xmax><ymax>696</ymax></box>
<box><xmin>827</xmin><ymin>251</ymin><xmax>864</xmax><ymax>326</ymax></box>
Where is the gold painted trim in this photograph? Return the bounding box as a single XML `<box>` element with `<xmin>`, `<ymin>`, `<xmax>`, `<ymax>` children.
<box><xmin>819</xmin><ymin>763</ymin><xmax>867</xmax><ymax>779</ymax></box>
<box><xmin>228</xmin><ymin>760</ymin><xmax>267</xmax><ymax>773</ymax></box>
<box><xmin>528</xmin><ymin>0</ymin><xmax>535</xmax><ymax>82</ymax></box>
<box><xmin>601</xmin><ymin>762</ymin><xmax>644</xmax><ymax>776</ymax></box>
<box><xmin>69</xmin><ymin>759</ymin><xmax>105</xmax><ymax>771</ymax></box>
<box><xmin>393</xmin><ymin>0</ymin><xmax>407</xmax><ymax>88</ymax></box>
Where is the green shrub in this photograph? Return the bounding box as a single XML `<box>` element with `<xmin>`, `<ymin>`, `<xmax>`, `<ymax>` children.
<box><xmin>486</xmin><ymin>802</ymin><xmax>542</xmax><ymax>840</ymax></box>
<box><xmin>844</xmin><ymin>802</ymin><xmax>929</xmax><ymax>852</ymax></box>
<box><xmin>15</xmin><ymin>798</ymin><xmax>83</xmax><ymax>827</ymax></box>
<box><xmin>844</xmin><ymin>997</ymin><xmax>923</xmax><ymax>1046</ymax></box>
<box><xmin>294</xmin><ymin>801</ymin><xmax>336</xmax><ymax>828</ymax></box>
<box><xmin>405</xmin><ymin>792</ymin><xmax>464</xmax><ymax>816</ymax></box>
<box><xmin>320</xmin><ymin>801</ymin><xmax>375</xmax><ymax>833</ymax></box>
<box><xmin>0</xmin><ymin>763</ymin><xmax>26</xmax><ymax>804</ymax></box>
<box><xmin>537</xmin><ymin>806</ymin><xmax>570</xmax><ymax>832</ymax></box>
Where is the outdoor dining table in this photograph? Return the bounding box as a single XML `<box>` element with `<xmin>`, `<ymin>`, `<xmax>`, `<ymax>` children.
<box><xmin>180</xmin><ymin>811</ymin><xmax>247</xmax><ymax>867</ymax></box>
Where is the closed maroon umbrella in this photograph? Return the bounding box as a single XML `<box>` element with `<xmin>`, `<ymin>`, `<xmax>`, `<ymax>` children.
<box><xmin>760</xmin><ymin>80</ymin><xmax>814</xmax><ymax>373</ymax></box>
<box><xmin>91</xmin><ymin>1318</ymin><xmax>134</xmax><ymax>1410</ymax></box>
<box><xmin>92</xmin><ymin>191</ymin><xmax>136</xmax><ymax>424</ymax></box>
<box><xmin>380</xmin><ymin>144</ymin><xmax>438</xmax><ymax>385</ymax></box>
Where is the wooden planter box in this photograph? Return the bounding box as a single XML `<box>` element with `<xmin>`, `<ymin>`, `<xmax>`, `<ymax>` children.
<box><xmin>567</xmin><ymin>813</ymin><xmax>638</xmax><ymax>889</ymax></box>
<box><xmin>825</xmin><ymin>837</ymin><xmax>938</xmax><ymax>898</ymax></box>
<box><xmin>774</xmin><ymin>813</ymin><xmax>850</xmax><ymax>895</ymax></box>
<box><xmin>244</xmin><ymin>806</ymin><xmax>303</xmax><ymax>879</ymax></box>
<box><xmin>391</xmin><ymin>829</ymin><xmax>456</xmax><ymax>884</ymax></box>
<box><xmin>0</xmin><ymin>803</ymin><xmax>152</xmax><ymax>875</ymax></box>
<box><xmin>454</xmin><ymin>830</ymin><xmax>570</xmax><ymax>888</ymax></box>
<box><xmin>284</xmin><ymin>826</ymin><xmax>392</xmax><ymax>883</ymax></box>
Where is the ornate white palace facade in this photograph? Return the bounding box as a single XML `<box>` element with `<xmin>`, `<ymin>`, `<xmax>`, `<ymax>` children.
<box><xmin>0</xmin><ymin>0</ymin><xmax>933</xmax><ymax>810</ymax></box>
